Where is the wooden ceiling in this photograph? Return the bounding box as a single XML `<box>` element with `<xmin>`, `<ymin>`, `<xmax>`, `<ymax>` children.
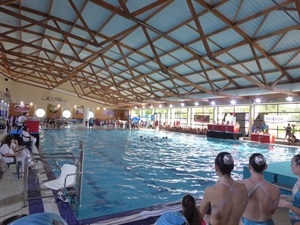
<box><xmin>0</xmin><ymin>0</ymin><xmax>300</xmax><ymax>108</ymax></box>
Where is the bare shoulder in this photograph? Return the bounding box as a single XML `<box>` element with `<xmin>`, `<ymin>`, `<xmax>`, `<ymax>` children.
<box><xmin>269</xmin><ymin>182</ymin><xmax>280</xmax><ymax>193</ymax></box>
<box><xmin>204</xmin><ymin>185</ymin><xmax>217</xmax><ymax>195</ymax></box>
<box><xmin>238</xmin><ymin>178</ymin><xmax>251</xmax><ymax>185</ymax></box>
<box><xmin>236</xmin><ymin>181</ymin><xmax>248</xmax><ymax>194</ymax></box>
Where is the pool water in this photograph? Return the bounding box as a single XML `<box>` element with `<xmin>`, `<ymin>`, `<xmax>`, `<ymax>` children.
<box><xmin>39</xmin><ymin>128</ymin><xmax>298</xmax><ymax>220</ymax></box>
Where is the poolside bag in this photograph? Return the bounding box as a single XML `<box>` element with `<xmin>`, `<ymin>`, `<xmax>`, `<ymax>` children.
<box><xmin>155</xmin><ymin>211</ymin><xmax>188</xmax><ymax>225</ymax></box>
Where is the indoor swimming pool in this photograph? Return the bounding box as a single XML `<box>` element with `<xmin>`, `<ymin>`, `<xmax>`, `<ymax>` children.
<box><xmin>39</xmin><ymin>128</ymin><xmax>298</xmax><ymax>221</ymax></box>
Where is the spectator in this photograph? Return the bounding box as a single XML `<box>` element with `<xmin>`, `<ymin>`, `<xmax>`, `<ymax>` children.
<box><xmin>284</xmin><ymin>123</ymin><xmax>292</xmax><ymax>141</ymax></box>
<box><xmin>0</xmin><ymin>134</ymin><xmax>35</xmax><ymax>175</ymax></box>
<box><xmin>181</xmin><ymin>194</ymin><xmax>205</xmax><ymax>225</ymax></box>
<box><xmin>16</xmin><ymin>112</ymin><xmax>28</xmax><ymax>132</ymax></box>
<box><xmin>289</xmin><ymin>134</ymin><xmax>300</xmax><ymax>145</ymax></box>
<box><xmin>21</xmin><ymin>126</ymin><xmax>37</xmax><ymax>150</ymax></box>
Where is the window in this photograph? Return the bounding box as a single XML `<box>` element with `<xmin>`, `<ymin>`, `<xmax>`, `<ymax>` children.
<box><xmin>191</xmin><ymin>106</ymin><xmax>214</xmax><ymax>127</ymax></box>
<box><xmin>62</xmin><ymin>110</ymin><xmax>71</xmax><ymax>118</ymax></box>
<box><xmin>35</xmin><ymin>108</ymin><xmax>46</xmax><ymax>117</ymax></box>
<box><xmin>172</xmin><ymin>108</ymin><xmax>187</xmax><ymax>126</ymax></box>
<box><xmin>89</xmin><ymin>111</ymin><xmax>94</xmax><ymax>119</ymax></box>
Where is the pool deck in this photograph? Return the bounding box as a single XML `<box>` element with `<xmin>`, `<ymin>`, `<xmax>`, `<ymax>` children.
<box><xmin>1</xmin><ymin>128</ymin><xmax>300</xmax><ymax>225</ymax></box>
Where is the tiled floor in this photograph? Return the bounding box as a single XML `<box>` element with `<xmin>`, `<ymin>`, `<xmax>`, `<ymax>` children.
<box><xmin>0</xmin><ymin>168</ymin><xmax>28</xmax><ymax>220</ymax></box>
<box><xmin>0</xmin><ymin>129</ymin><xmax>60</xmax><ymax>223</ymax></box>
<box><xmin>0</xmin><ymin>129</ymin><xmax>29</xmax><ymax>222</ymax></box>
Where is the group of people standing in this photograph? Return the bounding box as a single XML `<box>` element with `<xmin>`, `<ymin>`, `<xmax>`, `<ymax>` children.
<box><xmin>155</xmin><ymin>152</ymin><xmax>300</xmax><ymax>225</ymax></box>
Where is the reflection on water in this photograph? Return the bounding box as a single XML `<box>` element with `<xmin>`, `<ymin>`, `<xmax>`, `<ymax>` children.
<box><xmin>40</xmin><ymin>129</ymin><xmax>298</xmax><ymax>220</ymax></box>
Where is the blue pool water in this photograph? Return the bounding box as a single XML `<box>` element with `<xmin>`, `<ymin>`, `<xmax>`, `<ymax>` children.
<box><xmin>40</xmin><ymin>128</ymin><xmax>298</xmax><ymax>220</ymax></box>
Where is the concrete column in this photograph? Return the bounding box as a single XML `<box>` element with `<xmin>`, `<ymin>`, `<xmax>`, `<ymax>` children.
<box><xmin>167</xmin><ymin>108</ymin><xmax>171</xmax><ymax>125</ymax></box>
<box><xmin>249</xmin><ymin>104</ymin><xmax>254</xmax><ymax>136</ymax></box>
<box><xmin>83</xmin><ymin>107</ymin><xmax>89</xmax><ymax>124</ymax></box>
<box><xmin>187</xmin><ymin>107</ymin><xmax>191</xmax><ymax>126</ymax></box>
<box><xmin>213</xmin><ymin>106</ymin><xmax>217</xmax><ymax>123</ymax></box>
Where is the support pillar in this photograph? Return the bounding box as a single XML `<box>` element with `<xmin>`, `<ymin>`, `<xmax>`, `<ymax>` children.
<box><xmin>83</xmin><ymin>107</ymin><xmax>89</xmax><ymax>125</ymax></box>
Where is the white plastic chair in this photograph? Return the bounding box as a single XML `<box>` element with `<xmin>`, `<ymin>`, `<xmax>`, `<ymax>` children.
<box><xmin>44</xmin><ymin>164</ymin><xmax>77</xmax><ymax>190</ymax></box>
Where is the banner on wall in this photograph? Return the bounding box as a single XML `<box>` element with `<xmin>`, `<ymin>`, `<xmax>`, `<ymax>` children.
<box><xmin>194</xmin><ymin>115</ymin><xmax>210</xmax><ymax>123</ymax></box>
<box><xmin>264</xmin><ymin>115</ymin><xmax>286</xmax><ymax>124</ymax></box>
<box><xmin>14</xmin><ymin>104</ymin><xmax>30</xmax><ymax>112</ymax></box>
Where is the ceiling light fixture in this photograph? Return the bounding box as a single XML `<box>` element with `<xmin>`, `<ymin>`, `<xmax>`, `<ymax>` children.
<box><xmin>286</xmin><ymin>96</ymin><xmax>293</xmax><ymax>102</ymax></box>
<box><xmin>230</xmin><ymin>100</ymin><xmax>236</xmax><ymax>105</ymax></box>
<box><xmin>255</xmin><ymin>98</ymin><xmax>261</xmax><ymax>103</ymax></box>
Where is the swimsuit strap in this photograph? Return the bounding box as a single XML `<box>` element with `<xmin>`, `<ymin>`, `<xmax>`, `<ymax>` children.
<box><xmin>223</xmin><ymin>181</ymin><xmax>248</xmax><ymax>206</ymax></box>
<box><xmin>248</xmin><ymin>178</ymin><xmax>265</xmax><ymax>197</ymax></box>
<box><xmin>213</xmin><ymin>181</ymin><xmax>247</xmax><ymax>210</ymax></box>
<box><xmin>249</xmin><ymin>178</ymin><xmax>276</xmax><ymax>206</ymax></box>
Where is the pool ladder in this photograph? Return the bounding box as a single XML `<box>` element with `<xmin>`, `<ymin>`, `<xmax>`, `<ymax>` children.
<box><xmin>22</xmin><ymin>141</ymin><xmax>84</xmax><ymax>212</ymax></box>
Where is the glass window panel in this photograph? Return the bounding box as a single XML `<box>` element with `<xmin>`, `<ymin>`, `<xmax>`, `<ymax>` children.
<box><xmin>89</xmin><ymin>111</ymin><xmax>94</xmax><ymax>118</ymax></box>
<box><xmin>254</xmin><ymin>104</ymin><xmax>277</xmax><ymax>113</ymax></box>
<box><xmin>35</xmin><ymin>108</ymin><xmax>46</xmax><ymax>117</ymax></box>
<box><xmin>218</xmin><ymin>106</ymin><xmax>234</xmax><ymax>113</ymax></box>
<box><xmin>278</xmin><ymin>103</ymin><xmax>300</xmax><ymax>112</ymax></box>
<box><xmin>235</xmin><ymin>105</ymin><xmax>250</xmax><ymax>113</ymax></box>
<box><xmin>62</xmin><ymin>110</ymin><xmax>71</xmax><ymax>118</ymax></box>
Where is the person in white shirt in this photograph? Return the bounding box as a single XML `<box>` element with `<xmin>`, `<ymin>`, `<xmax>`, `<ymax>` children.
<box><xmin>0</xmin><ymin>134</ymin><xmax>34</xmax><ymax>174</ymax></box>
<box><xmin>21</xmin><ymin>126</ymin><xmax>37</xmax><ymax>150</ymax></box>
<box><xmin>16</xmin><ymin>112</ymin><xmax>28</xmax><ymax>131</ymax></box>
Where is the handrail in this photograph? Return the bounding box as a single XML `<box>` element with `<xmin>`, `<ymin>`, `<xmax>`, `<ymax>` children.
<box><xmin>23</xmin><ymin>142</ymin><xmax>84</xmax><ymax>211</ymax></box>
<box><xmin>22</xmin><ymin>157</ymin><xmax>61</xmax><ymax>206</ymax></box>
<box><xmin>75</xmin><ymin>141</ymin><xmax>84</xmax><ymax>210</ymax></box>
<box><xmin>22</xmin><ymin>152</ymin><xmax>76</xmax><ymax>206</ymax></box>
<box><xmin>34</xmin><ymin>152</ymin><xmax>76</xmax><ymax>164</ymax></box>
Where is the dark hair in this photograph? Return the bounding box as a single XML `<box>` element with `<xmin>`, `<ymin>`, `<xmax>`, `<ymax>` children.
<box><xmin>23</xmin><ymin>126</ymin><xmax>28</xmax><ymax>131</ymax></box>
<box><xmin>0</xmin><ymin>134</ymin><xmax>14</xmax><ymax>147</ymax></box>
<box><xmin>249</xmin><ymin>153</ymin><xmax>266</xmax><ymax>173</ymax></box>
<box><xmin>215</xmin><ymin>152</ymin><xmax>234</xmax><ymax>175</ymax></box>
<box><xmin>293</xmin><ymin>154</ymin><xmax>300</xmax><ymax>165</ymax></box>
<box><xmin>182</xmin><ymin>194</ymin><xmax>202</xmax><ymax>225</ymax></box>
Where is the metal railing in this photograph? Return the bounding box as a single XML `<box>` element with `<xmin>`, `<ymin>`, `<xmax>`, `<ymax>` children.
<box><xmin>22</xmin><ymin>141</ymin><xmax>84</xmax><ymax>211</ymax></box>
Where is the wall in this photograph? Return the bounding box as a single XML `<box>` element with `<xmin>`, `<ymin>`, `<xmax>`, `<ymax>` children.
<box><xmin>9</xmin><ymin>103</ymin><xmax>34</xmax><ymax>117</ymax></box>
<box><xmin>0</xmin><ymin>74</ymin><xmax>117</xmax><ymax>118</ymax></box>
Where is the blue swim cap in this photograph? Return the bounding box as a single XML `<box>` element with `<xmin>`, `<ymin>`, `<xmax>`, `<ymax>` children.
<box><xmin>155</xmin><ymin>212</ymin><xmax>188</xmax><ymax>225</ymax></box>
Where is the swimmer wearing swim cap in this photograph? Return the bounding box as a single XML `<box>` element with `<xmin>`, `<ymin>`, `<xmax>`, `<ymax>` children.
<box><xmin>239</xmin><ymin>153</ymin><xmax>279</xmax><ymax>225</ymax></box>
<box><xmin>200</xmin><ymin>151</ymin><xmax>248</xmax><ymax>225</ymax></box>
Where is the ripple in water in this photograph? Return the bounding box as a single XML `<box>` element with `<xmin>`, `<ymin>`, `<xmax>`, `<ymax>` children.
<box><xmin>40</xmin><ymin>129</ymin><xmax>298</xmax><ymax>220</ymax></box>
